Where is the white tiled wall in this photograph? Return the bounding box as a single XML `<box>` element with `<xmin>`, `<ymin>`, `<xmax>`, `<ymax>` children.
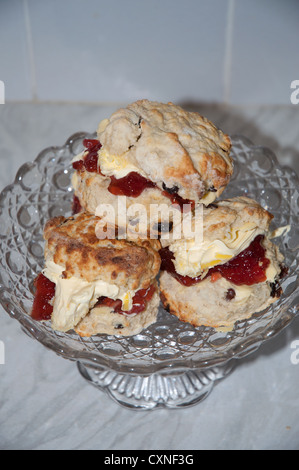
<box><xmin>0</xmin><ymin>0</ymin><xmax>298</xmax><ymax>105</ymax></box>
<box><xmin>230</xmin><ymin>0</ymin><xmax>299</xmax><ymax>105</ymax></box>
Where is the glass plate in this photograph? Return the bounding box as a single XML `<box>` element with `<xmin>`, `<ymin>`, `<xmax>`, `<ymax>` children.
<box><xmin>0</xmin><ymin>133</ymin><xmax>298</xmax><ymax>410</ymax></box>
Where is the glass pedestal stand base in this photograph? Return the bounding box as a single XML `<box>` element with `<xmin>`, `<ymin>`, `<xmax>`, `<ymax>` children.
<box><xmin>77</xmin><ymin>360</ymin><xmax>236</xmax><ymax>410</ymax></box>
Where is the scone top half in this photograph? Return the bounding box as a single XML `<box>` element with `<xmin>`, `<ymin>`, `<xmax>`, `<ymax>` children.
<box><xmin>160</xmin><ymin>196</ymin><xmax>284</xmax><ymax>286</ymax></box>
<box><xmin>40</xmin><ymin>212</ymin><xmax>161</xmax><ymax>332</ymax></box>
<box><xmin>72</xmin><ymin>100</ymin><xmax>233</xmax><ymax>211</ymax></box>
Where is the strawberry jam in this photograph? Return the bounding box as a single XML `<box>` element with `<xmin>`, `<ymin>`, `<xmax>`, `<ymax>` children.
<box><xmin>108</xmin><ymin>172</ymin><xmax>156</xmax><ymax>197</ymax></box>
<box><xmin>209</xmin><ymin>234</ymin><xmax>270</xmax><ymax>286</ymax></box>
<box><xmin>108</xmin><ymin>172</ymin><xmax>194</xmax><ymax>210</ymax></box>
<box><xmin>96</xmin><ymin>284</ymin><xmax>156</xmax><ymax>315</ymax></box>
<box><xmin>31</xmin><ymin>273</ymin><xmax>55</xmax><ymax>321</ymax></box>
<box><xmin>160</xmin><ymin>235</ymin><xmax>270</xmax><ymax>287</ymax></box>
<box><xmin>72</xmin><ymin>195</ymin><xmax>82</xmax><ymax>215</ymax></box>
<box><xmin>72</xmin><ymin>139</ymin><xmax>102</xmax><ymax>173</ymax></box>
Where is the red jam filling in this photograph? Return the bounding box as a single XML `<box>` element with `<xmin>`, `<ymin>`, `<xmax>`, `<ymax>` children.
<box><xmin>31</xmin><ymin>273</ymin><xmax>56</xmax><ymax>321</ymax></box>
<box><xmin>31</xmin><ymin>273</ymin><xmax>156</xmax><ymax>322</ymax></box>
<box><xmin>72</xmin><ymin>139</ymin><xmax>103</xmax><ymax>174</ymax></box>
<box><xmin>72</xmin><ymin>195</ymin><xmax>82</xmax><ymax>215</ymax></box>
<box><xmin>160</xmin><ymin>235</ymin><xmax>270</xmax><ymax>287</ymax></box>
<box><xmin>108</xmin><ymin>172</ymin><xmax>156</xmax><ymax>197</ymax></box>
<box><xmin>72</xmin><ymin>138</ymin><xmax>195</xmax><ymax>211</ymax></box>
<box><xmin>95</xmin><ymin>283</ymin><xmax>156</xmax><ymax>315</ymax></box>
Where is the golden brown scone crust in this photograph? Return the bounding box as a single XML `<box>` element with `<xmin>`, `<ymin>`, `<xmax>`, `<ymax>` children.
<box><xmin>43</xmin><ymin>212</ymin><xmax>161</xmax><ymax>291</ymax></box>
<box><xmin>87</xmin><ymin>100</ymin><xmax>232</xmax><ymax>204</ymax></box>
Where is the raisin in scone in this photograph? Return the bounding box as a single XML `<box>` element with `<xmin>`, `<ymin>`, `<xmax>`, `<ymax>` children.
<box><xmin>31</xmin><ymin>212</ymin><xmax>161</xmax><ymax>336</ymax></box>
<box><xmin>71</xmin><ymin>100</ymin><xmax>233</xmax><ymax>230</ymax></box>
<box><xmin>159</xmin><ymin>197</ymin><xmax>287</xmax><ymax>329</ymax></box>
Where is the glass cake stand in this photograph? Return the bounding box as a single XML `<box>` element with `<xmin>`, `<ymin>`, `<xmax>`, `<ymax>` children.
<box><xmin>0</xmin><ymin>133</ymin><xmax>298</xmax><ymax>410</ymax></box>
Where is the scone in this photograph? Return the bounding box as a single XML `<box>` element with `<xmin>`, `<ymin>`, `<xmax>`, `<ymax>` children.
<box><xmin>159</xmin><ymin>197</ymin><xmax>287</xmax><ymax>329</ymax></box>
<box><xmin>31</xmin><ymin>212</ymin><xmax>161</xmax><ymax>336</ymax></box>
<box><xmin>71</xmin><ymin>100</ymin><xmax>233</xmax><ymax>231</ymax></box>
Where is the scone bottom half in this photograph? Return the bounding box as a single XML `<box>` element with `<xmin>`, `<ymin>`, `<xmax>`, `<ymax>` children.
<box><xmin>71</xmin><ymin>99</ymin><xmax>233</xmax><ymax>219</ymax></box>
<box><xmin>31</xmin><ymin>212</ymin><xmax>161</xmax><ymax>337</ymax></box>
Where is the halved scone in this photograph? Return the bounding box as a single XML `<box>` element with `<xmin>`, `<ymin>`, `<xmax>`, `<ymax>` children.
<box><xmin>71</xmin><ymin>100</ymin><xmax>233</xmax><ymax>231</ymax></box>
<box><xmin>31</xmin><ymin>212</ymin><xmax>161</xmax><ymax>336</ymax></box>
<box><xmin>159</xmin><ymin>197</ymin><xmax>287</xmax><ymax>329</ymax></box>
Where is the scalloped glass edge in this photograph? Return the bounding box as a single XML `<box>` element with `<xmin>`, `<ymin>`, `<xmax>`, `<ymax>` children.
<box><xmin>0</xmin><ymin>131</ymin><xmax>298</xmax><ymax>376</ymax></box>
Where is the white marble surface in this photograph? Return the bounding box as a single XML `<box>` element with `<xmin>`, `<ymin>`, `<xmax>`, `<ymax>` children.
<box><xmin>0</xmin><ymin>103</ymin><xmax>299</xmax><ymax>450</ymax></box>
